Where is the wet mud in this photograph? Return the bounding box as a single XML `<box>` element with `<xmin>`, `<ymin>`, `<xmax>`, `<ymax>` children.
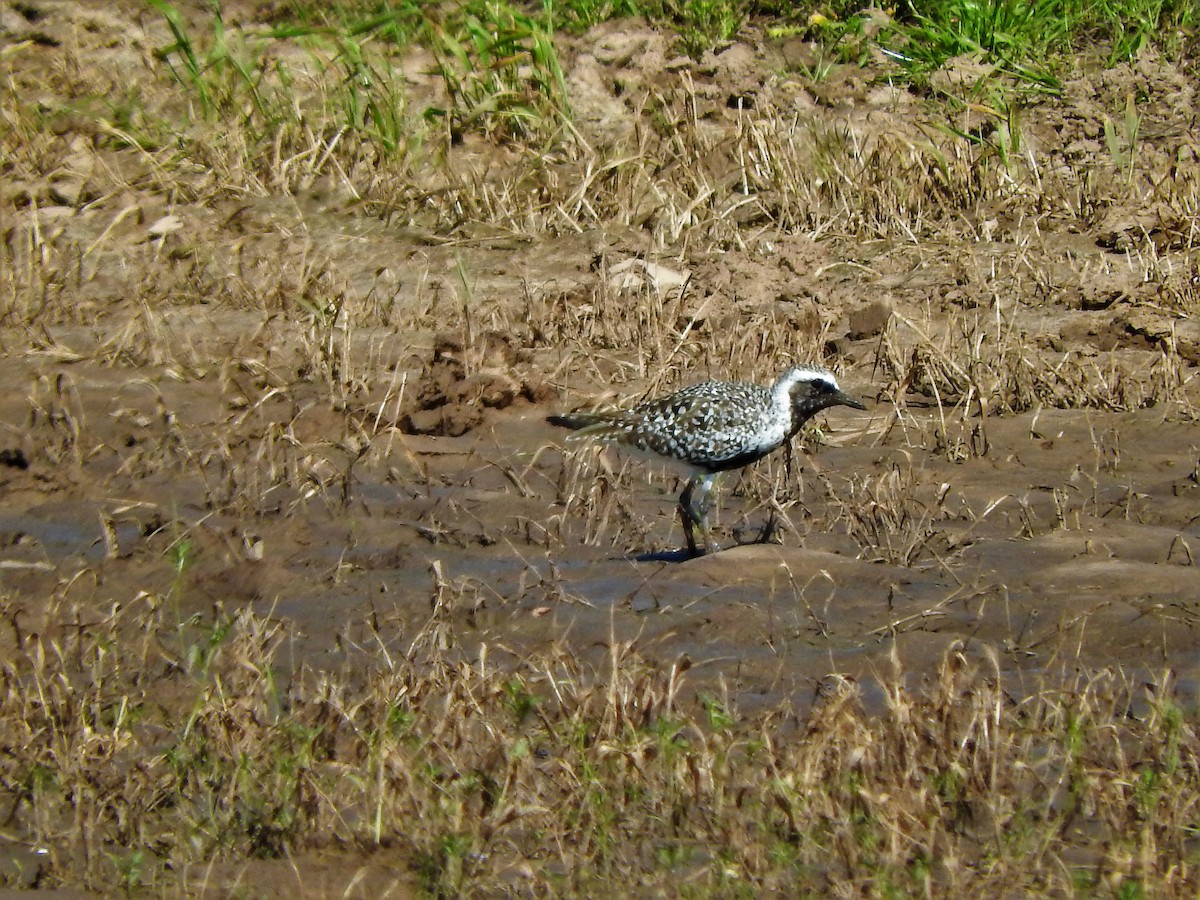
<box><xmin>2</xmin><ymin>352</ymin><xmax>1197</xmax><ymax>704</ymax></box>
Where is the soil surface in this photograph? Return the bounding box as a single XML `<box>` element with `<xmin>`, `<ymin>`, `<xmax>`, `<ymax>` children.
<box><xmin>1</xmin><ymin>0</ymin><xmax>1199</xmax><ymax>893</ymax></box>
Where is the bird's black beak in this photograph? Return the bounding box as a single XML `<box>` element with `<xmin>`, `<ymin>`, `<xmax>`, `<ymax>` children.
<box><xmin>836</xmin><ymin>390</ymin><xmax>867</xmax><ymax>411</ymax></box>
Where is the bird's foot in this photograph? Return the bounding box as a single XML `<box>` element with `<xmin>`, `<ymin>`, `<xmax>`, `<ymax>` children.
<box><xmin>681</xmin><ymin>514</ymin><xmax>720</xmax><ymax>558</ymax></box>
<box><xmin>684</xmin><ymin>537</ymin><xmax>720</xmax><ymax>558</ymax></box>
<box><xmin>680</xmin><ymin>473</ymin><xmax>720</xmax><ymax>558</ymax></box>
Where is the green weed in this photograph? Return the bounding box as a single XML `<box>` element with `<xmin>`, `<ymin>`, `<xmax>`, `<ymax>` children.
<box><xmin>424</xmin><ymin>1</ymin><xmax>570</xmax><ymax>142</ymax></box>
<box><xmin>551</xmin><ymin>0</ymin><xmax>644</xmax><ymax>31</ymax></box>
<box><xmin>1091</xmin><ymin>0</ymin><xmax>1200</xmax><ymax>60</ymax></box>
<box><xmin>149</xmin><ymin>1</ymin><xmax>554</xmax><ymax>155</ymax></box>
<box><xmin>667</xmin><ymin>0</ymin><xmax>745</xmax><ymax>58</ymax></box>
<box><xmin>884</xmin><ymin>0</ymin><xmax>1064</xmax><ymax>93</ymax></box>
<box><xmin>1103</xmin><ymin>93</ymin><xmax>1141</xmax><ymax>184</ymax></box>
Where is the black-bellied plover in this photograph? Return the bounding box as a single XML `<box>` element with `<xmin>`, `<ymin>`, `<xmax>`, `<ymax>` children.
<box><xmin>549</xmin><ymin>365</ymin><xmax>867</xmax><ymax>557</ymax></box>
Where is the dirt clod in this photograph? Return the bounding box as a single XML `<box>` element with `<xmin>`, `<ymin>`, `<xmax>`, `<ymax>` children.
<box><xmin>399</xmin><ymin>332</ymin><xmax>555</xmax><ymax>435</ymax></box>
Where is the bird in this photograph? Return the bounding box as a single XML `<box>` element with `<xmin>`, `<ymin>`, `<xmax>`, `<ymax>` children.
<box><xmin>548</xmin><ymin>365</ymin><xmax>867</xmax><ymax>557</ymax></box>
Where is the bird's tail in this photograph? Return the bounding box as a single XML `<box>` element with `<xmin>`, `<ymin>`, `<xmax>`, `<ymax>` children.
<box><xmin>547</xmin><ymin>411</ymin><xmax>610</xmax><ymax>430</ymax></box>
<box><xmin>547</xmin><ymin>411</ymin><xmax>630</xmax><ymax>442</ymax></box>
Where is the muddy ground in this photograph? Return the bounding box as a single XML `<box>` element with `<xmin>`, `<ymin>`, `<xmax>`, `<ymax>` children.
<box><xmin>1</xmin><ymin>0</ymin><xmax>1200</xmax><ymax>893</ymax></box>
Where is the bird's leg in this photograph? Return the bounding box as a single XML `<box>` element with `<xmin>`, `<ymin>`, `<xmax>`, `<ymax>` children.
<box><xmin>679</xmin><ymin>473</ymin><xmax>717</xmax><ymax>557</ymax></box>
<box><xmin>679</xmin><ymin>478</ymin><xmax>704</xmax><ymax>557</ymax></box>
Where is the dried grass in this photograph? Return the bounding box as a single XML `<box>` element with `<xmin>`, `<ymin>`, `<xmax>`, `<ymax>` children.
<box><xmin>1</xmin><ymin>597</ymin><xmax>1197</xmax><ymax>893</ymax></box>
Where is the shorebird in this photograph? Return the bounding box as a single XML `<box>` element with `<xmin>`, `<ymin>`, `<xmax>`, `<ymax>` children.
<box><xmin>549</xmin><ymin>365</ymin><xmax>866</xmax><ymax>557</ymax></box>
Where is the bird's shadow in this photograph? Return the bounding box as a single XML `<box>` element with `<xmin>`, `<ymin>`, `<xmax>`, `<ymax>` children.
<box><xmin>632</xmin><ymin>548</ymin><xmax>697</xmax><ymax>563</ymax></box>
<box><xmin>630</xmin><ymin>517</ymin><xmax>780</xmax><ymax>563</ymax></box>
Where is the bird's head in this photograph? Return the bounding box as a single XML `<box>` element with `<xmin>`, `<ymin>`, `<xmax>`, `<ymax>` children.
<box><xmin>779</xmin><ymin>366</ymin><xmax>867</xmax><ymax>421</ymax></box>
